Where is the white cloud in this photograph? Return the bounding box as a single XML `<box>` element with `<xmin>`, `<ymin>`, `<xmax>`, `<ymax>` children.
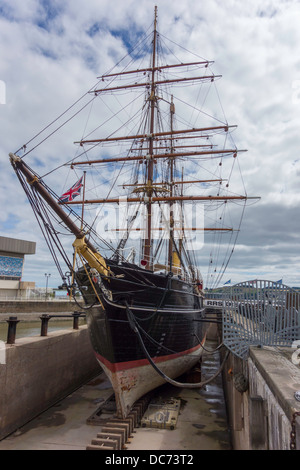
<box><xmin>1</xmin><ymin>0</ymin><xmax>300</xmax><ymax>288</ymax></box>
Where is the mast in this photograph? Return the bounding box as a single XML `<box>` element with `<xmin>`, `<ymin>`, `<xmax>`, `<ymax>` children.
<box><xmin>179</xmin><ymin>167</ymin><xmax>184</xmax><ymax>259</ymax></box>
<box><xmin>143</xmin><ymin>5</ymin><xmax>158</xmax><ymax>269</ymax></box>
<box><xmin>8</xmin><ymin>6</ymin><xmax>260</xmax><ymax>294</ymax></box>
<box><xmin>168</xmin><ymin>96</ymin><xmax>175</xmax><ymax>270</ymax></box>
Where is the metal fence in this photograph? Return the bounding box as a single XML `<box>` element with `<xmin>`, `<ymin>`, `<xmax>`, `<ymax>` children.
<box><xmin>0</xmin><ymin>295</ymin><xmax>71</xmax><ymax>301</ymax></box>
<box><xmin>222</xmin><ymin>280</ymin><xmax>300</xmax><ymax>359</ymax></box>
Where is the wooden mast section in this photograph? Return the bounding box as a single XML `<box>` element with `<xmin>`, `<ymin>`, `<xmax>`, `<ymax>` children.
<box><xmin>74</xmin><ymin>125</ymin><xmax>236</xmax><ymax>146</ymax></box>
<box><xmin>168</xmin><ymin>96</ymin><xmax>175</xmax><ymax>271</ymax></box>
<box><xmin>69</xmin><ymin>10</ymin><xmax>244</xmax><ymax>270</ymax></box>
<box><xmin>143</xmin><ymin>4</ymin><xmax>158</xmax><ymax>269</ymax></box>
<box><xmin>91</xmin><ymin>74</ymin><xmax>221</xmax><ymax>94</ymax></box>
<box><xmin>63</xmin><ymin>7</ymin><xmax>254</xmax><ymax>271</ymax></box>
<box><xmin>70</xmin><ymin>148</ymin><xmax>245</xmax><ymax>166</ymax></box>
<box><xmin>63</xmin><ymin>194</ymin><xmax>252</xmax><ymax>205</ymax></box>
<box><xmin>97</xmin><ymin>60</ymin><xmax>214</xmax><ymax>79</ymax></box>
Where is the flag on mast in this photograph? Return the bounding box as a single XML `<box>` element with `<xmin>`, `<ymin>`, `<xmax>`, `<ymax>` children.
<box><xmin>59</xmin><ymin>176</ymin><xmax>83</xmax><ymax>203</ymax></box>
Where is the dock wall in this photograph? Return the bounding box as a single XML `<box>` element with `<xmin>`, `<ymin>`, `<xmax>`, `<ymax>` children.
<box><xmin>0</xmin><ymin>300</ymin><xmax>82</xmax><ymax>315</ymax></box>
<box><xmin>222</xmin><ymin>346</ymin><xmax>300</xmax><ymax>450</ymax></box>
<box><xmin>0</xmin><ymin>325</ymin><xmax>101</xmax><ymax>440</ymax></box>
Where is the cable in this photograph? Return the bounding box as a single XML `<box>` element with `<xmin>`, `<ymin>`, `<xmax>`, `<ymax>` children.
<box><xmin>125</xmin><ymin>301</ymin><xmax>228</xmax><ymax>388</ymax></box>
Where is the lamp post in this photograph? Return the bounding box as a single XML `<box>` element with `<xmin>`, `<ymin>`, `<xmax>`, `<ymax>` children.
<box><xmin>45</xmin><ymin>273</ymin><xmax>51</xmax><ymax>301</ymax></box>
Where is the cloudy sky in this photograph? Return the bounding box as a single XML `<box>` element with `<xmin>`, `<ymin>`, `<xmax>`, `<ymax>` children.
<box><xmin>1</xmin><ymin>0</ymin><xmax>300</xmax><ymax>290</ymax></box>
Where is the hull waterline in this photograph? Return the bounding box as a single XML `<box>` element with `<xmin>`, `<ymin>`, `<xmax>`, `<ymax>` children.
<box><xmin>95</xmin><ymin>339</ymin><xmax>205</xmax><ymax>418</ymax></box>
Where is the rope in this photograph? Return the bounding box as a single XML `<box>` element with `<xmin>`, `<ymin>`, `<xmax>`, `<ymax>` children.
<box><xmin>125</xmin><ymin>301</ymin><xmax>228</xmax><ymax>388</ymax></box>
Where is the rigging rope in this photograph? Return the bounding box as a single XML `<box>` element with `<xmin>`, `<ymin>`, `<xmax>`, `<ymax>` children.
<box><xmin>11</xmin><ymin>18</ymin><xmax>256</xmax><ymax>294</ymax></box>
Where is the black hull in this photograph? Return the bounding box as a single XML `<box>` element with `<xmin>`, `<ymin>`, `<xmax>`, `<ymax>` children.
<box><xmin>77</xmin><ymin>260</ymin><xmax>206</xmax><ymax>416</ymax></box>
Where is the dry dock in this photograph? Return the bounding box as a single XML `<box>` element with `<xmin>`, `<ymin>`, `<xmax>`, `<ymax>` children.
<box><xmin>1</xmin><ymin>307</ymin><xmax>300</xmax><ymax>450</ymax></box>
<box><xmin>0</xmin><ymin>339</ymin><xmax>231</xmax><ymax>450</ymax></box>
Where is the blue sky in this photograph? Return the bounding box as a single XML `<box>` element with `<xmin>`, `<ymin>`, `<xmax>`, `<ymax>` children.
<box><xmin>1</xmin><ymin>0</ymin><xmax>300</xmax><ymax>288</ymax></box>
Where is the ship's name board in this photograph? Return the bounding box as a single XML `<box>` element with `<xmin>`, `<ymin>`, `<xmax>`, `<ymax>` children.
<box><xmin>204</xmin><ymin>299</ymin><xmax>232</xmax><ymax>307</ymax></box>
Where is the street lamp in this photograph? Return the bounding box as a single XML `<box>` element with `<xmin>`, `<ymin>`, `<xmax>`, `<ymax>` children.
<box><xmin>45</xmin><ymin>273</ymin><xmax>51</xmax><ymax>301</ymax></box>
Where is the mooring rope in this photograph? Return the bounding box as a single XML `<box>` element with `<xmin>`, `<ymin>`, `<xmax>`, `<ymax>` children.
<box><xmin>125</xmin><ymin>302</ymin><xmax>229</xmax><ymax>388</ymax></box>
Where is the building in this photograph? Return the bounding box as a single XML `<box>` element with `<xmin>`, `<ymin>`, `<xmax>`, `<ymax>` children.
<box><xmin>0</xmin><ymin>236</ymin><xmax>36</xmax><ymax>299</ymax></box>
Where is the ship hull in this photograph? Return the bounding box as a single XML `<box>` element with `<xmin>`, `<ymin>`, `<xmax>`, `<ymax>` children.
<box><xmin>96</xmin><ymin>339</ymin><xmax>204</xmax><ymax>418</ymax></box>
<box><xmin>77</xmin><ymin>260</ymin><xmax>206</xmax><ymax>418</ymax></box>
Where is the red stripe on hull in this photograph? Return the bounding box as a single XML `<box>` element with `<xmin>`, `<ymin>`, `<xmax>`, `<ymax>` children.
<box><xmin>94</xmin><ymin>342</ymin><xmax>203</xmax><ymax>373</ymax></box>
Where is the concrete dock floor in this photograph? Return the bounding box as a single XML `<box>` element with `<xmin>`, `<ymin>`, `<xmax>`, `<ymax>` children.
<box><xmin>0</xmin><ymin>347</ymin><xmax>231</xmax><ymax>450</ymax></box>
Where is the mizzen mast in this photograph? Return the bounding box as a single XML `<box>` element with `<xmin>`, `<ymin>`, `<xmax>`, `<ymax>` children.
<box><xmin>168</xmin><ymin>95</ymin><xmax>176</xmax><ymax>271</ymax></box>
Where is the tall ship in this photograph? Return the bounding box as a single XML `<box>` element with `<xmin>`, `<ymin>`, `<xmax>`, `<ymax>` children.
<box><xmin>9</xmin><ymin>7</ymin><xmax>255</xmax><ymax>418</ymax></box>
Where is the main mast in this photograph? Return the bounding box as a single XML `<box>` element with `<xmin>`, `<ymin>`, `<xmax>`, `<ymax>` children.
<box><xmin>44</xmin><ymin>5</ymin><xmax>256</xmax><ymax>279</ymax></box>
<box><xmin>143</xmin><ymin>5</ymin><xmax>158</xmax><ymax>269</ymax></box>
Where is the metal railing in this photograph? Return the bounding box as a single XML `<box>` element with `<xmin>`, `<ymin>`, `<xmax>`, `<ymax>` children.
<box><xmin>0</xmin><ymin>295</ymin><xmax>76</xmax><ymax>302</ymax></box>
<box><xmin>222</xmin><ymin>280</ymin><xmax>300</xmax><ymax>359</ymax></box>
